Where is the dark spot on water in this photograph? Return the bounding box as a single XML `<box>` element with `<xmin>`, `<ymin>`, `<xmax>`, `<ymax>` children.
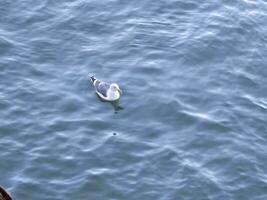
<box><xmin>113</xmin><ymin>133</ymin><xmax>117</xmax><ymax>136</ymax></box>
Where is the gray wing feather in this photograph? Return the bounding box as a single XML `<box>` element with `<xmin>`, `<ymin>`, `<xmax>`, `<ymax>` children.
<box><xmin>94</xmin><ymin>81</ymin><xmax>110</xmax><ymax>97</ymax></box>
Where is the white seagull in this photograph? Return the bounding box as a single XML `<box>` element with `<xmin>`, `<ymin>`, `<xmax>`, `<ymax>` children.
<box><xmin>90</xmin><ymin>76</ymin><xmax>122</xmax><ymax>101</ymax></box>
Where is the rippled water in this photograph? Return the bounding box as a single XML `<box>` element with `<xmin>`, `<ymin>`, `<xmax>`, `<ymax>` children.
<box><xmin>1</xmin><ymin>0</ymin><xmax>267</xmax><ymax>199</ymax></box>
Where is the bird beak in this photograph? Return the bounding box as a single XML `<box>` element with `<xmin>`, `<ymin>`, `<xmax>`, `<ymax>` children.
<box><xmin>117</xmin><ymin>88</ymin><xmax>122</xmax><ymax>95</ymax></box>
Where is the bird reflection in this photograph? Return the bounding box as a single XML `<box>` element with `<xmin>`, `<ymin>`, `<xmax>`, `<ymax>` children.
<box><xmin>96</xmin><ymin>94</ymin><xmax>124</xmax><ymax>113</ymax></box>
<box><xmin>111</xmin><ymin>100</ymin><xmax>124</xmax><ymax>113</ymax></box>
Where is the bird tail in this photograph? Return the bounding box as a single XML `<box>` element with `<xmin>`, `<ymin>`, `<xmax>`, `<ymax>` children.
<box><xmin>90</xmin><ymin>75</ymin><xmax>96</xmax><ymax>83</ymax></box>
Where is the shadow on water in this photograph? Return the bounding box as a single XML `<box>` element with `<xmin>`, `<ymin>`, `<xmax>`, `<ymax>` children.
<box><xmin>96</xmin><ymin>94</ymin><xmax>124</xmax><ymax>113</ymax></box>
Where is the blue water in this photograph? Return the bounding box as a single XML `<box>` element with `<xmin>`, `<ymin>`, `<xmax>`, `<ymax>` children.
<box><xmin>1</xmin><ymin>0</ymin><xmax>267</xmax><ymax>199</ymax></box>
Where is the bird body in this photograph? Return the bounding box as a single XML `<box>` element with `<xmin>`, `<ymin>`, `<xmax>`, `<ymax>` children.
<box><xmin>90</xmin><ymin>76</ymin><xmax>122</xmax><ymax>101</ymax></box>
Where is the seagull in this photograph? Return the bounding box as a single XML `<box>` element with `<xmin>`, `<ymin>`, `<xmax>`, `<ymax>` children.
<box><xmin>90</xmin><ymin>76</ymin><xmax>122</xmax><ymax>101</ymax></box>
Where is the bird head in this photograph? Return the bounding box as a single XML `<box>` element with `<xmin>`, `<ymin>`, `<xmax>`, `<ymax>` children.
<box><xmin>110</xmin><ymin>83</ymin><xmax>122</xmax><ymax>95</ymax></box>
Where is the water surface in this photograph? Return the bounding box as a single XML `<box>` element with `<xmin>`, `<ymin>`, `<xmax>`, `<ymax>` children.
<box><xmin>1</xmin><ymin>0</ymin><xmax>267</xmax><ymax>199</ymax></box>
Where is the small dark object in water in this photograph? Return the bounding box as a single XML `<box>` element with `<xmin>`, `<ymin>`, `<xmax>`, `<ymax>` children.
<box><xmin>0</xmin><ymin>186</ymin><xmax>12</xmax><ymax>200</ymax></box>
<box><xmin>113</xmin><ymin>133</ymin><xmax>117</xmax><ymax>136</ymax></box>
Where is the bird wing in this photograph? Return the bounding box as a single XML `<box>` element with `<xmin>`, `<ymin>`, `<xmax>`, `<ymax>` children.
<box><xmin>94</xmin><ymin>80</ymin><xmax>110</xmax><ymax>97</ymax></box>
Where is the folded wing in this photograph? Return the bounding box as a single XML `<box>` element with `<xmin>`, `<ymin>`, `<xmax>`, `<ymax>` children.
<box><xmin>94</xmin><ymin>80</ymin><xmax>110</xmax><ymax>97</ymax></box>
